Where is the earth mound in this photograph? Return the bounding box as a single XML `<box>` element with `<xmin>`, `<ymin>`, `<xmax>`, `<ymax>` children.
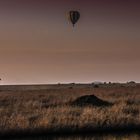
<box><xmin>71</xmin><ymin>94</ymin><xmax>112</xmax><ymax>107</ymax></box>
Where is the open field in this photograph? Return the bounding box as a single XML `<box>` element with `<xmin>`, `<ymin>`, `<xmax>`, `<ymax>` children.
<box><xmin>0</xmin><ymin>83</ymin><xmax>140</xmax><ymax>137</ymax></box>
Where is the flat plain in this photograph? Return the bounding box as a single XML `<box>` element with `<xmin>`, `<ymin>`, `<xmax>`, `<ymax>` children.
<box><xmin>0</xmin><ymin>83</ymin><xmax>139</xmax><ymax>137</ymax></box>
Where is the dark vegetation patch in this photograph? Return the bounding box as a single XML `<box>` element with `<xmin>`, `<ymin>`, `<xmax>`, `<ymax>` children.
<box><xmin>0</xmin><ymin>126</ymin><xmax>140</xmax><ymax>139</ymax></box>
<box><xmin>70</xmin><ymin>94</ymin><xmax>113</xmax><ymax>107</ymax></box>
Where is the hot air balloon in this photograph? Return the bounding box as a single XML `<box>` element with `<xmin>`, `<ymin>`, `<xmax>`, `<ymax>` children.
<box><xmin>69</xmin><ymin>11</ymin><xmax>80</xmax><ymax>27</ymax></box>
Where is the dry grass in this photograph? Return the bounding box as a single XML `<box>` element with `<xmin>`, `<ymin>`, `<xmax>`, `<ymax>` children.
<box><xmin>0</xmin><ymin>84</ymin><xmax>139</xmax><ymax>135</ymax></box>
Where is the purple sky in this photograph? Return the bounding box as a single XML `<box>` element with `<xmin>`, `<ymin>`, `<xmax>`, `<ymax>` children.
<box><xmin>0</xmin><ymin>0</ymin><xmax>140</xmax><ymax>84</ymax></box>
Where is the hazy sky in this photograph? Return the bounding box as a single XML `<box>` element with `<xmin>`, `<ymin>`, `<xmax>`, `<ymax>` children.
<box><xmin>0</xmin><ymin>0</ymin><xmax>140</xmax><ymax>84</ymax></box>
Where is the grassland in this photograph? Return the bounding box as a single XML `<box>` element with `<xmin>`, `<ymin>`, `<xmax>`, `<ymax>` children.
<box><xmin>0</xmin><ymin>83</ymin><xmax>139</xmax><ymax>137</ymax></box>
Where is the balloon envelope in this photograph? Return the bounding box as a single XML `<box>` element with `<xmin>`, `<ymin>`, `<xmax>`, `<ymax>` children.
<box><xmin>69</xmin><ymin>11</ymin><xmax>80</xmax><ymax>27</ymax></box>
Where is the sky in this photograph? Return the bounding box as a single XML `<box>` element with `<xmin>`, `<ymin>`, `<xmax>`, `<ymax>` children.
<box><xmin>0</xmin><ymin>0</ymin><xmax>140</xmax><ymax>85</ymax></box>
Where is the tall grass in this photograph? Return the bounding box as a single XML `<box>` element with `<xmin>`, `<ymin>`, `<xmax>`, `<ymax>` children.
<box><xmin>0</xmin><ymin>85</ymin><xmax>139</xmax><ymax>135</ymax></box>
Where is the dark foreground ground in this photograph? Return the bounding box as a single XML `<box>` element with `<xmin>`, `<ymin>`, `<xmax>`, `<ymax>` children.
<box><xmin>0</xmin><ymin>83</ymin><xmax>140</xmax><ymax>138</ymax></box>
